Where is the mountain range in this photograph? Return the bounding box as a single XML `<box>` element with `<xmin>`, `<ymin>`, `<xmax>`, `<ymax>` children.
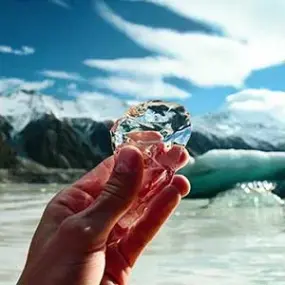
<box><xmin>1</xmin><ymin>88</ymin><xmax>285</xmax><ymax>193</ymax></box>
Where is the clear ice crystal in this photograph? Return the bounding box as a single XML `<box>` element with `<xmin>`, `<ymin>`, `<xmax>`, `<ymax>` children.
<box><xmin>108</xmin><ymin>100</ymin><xmax>192</xmax><ymax>245</ymax></box>
<box><xmin>111</xmin><ymin>100</ymin><xmax>192</xmax><ymax>150</ymax></box>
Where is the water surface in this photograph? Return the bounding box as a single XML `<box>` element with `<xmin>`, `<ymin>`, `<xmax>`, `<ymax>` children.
<box><xmin>1</xmin><ymin>183</ymin><xmax>285</xmax><ymax>285</ymax></box>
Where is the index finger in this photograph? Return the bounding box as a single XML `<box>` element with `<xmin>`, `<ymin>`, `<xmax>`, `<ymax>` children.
<box><xmin>155</xmin><ymin>144</ymin><xmax>190</xmax><ymax>171</ymax></box>
<box><xmin>119</xmin><ymin>175</ymin><xmax>190</xmax><ymax>266</ymax></box>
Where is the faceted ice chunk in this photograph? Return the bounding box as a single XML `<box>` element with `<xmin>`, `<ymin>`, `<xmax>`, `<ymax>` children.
<box><xmin>108</xmin><ymin>100</ymin><xmax>192</xmax><ymax>245</ymax></box>
<box><xmin>111</xmin><ymin>100</ymin><xmax>192</xmax><ymax>150</ymax></box>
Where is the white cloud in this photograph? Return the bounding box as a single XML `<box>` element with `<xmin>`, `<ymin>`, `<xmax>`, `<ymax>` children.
<box><xmin>84</xmin><ymin>56</ymin><xmax>187</xmax><ymax>80</ymax></box>
<box><xmin>63</xmin><ymin>82</ymin><xmax>117</xmax><ymax>100</ymax></box>
<box><xmin>138</xmin><ymin>0</ymin><xmax>285</xmax><ymax>68</ymax></box>
<box><xmin>60</xmin><ymin>91</ymin><xmax>128</xmax><ymax>121</ymax></box>
<box><xmin>0</xmin><ymin>46</ymin><xmax>13</xmax><ymax>53</ymax></box>
<box><xmin>138</xmin><ymin>0</ymin><xmax>285</xmax><ymax>44</ymax></box>
<box><xmin>85</xmin><ymin>1</ymin><xmax>285</xmax><ymax>89</ymax></box>
<box><xmin>224</xmin><ymin>88</ymin><xmax>285</xmax><ymax>122</ymax></box>
<box><xmin>84</xmin><ymin>57</ymin><xmax>194</xmax><ymax>98</ymax></box>
<box><xmin>57</xmin><ymin>82</ymin><xmax>79</xmax><ymax>96</ymax></box>
<box><xmin>21</xmin><ymin>80</ymin><xmax>54</xmax><ymax>91</ymax></box>
<box><xmin>67</xmin><ymin>83</ymin><xmax>77</xmax><ymax>90</ymax></box>
<box><xmin>0</xmin><ymin>78</ymin><xmax>22</xmax><ymax>93</ymax></box>
<box><xmin>126</xmin><ymin>100</ymin><xmax>142</xmax><ymax>107</ymax></box>
<box><xmin>74</xmin><ymin>91</ymin><xmax>110</xmax><ymax>100</ymax></box>
<box><xmin>40</xmin><ymin>70</ymin><xmax>83</xmax><ymax>81</ymax></box>
<box><xmin>0</xmin><ymin>45</ymin><xmax>35</xmax><ymax>56</ymax></box>
<box><xmin>59</xmin><ymin>91</ymin><xmax>128</xmax><ymax>120</ymax></box>
<box><xmin>49</xmin><ymin>0</ymin><xmax>70</xmax><ymax>9</ymax></box>
<box><xmin>84</xmin><ymin>52</ymin><xmax>250</xmax><ymax>88</ymax></box>
<box><xmin>0</xmin><ymin>77</ymin><xmax>54</xmax><ymax>93</ymax></box>
<box><xmin>92</xmin><ymin>75</ymin><xmax>190</xmax><ymax>99</ymax></box>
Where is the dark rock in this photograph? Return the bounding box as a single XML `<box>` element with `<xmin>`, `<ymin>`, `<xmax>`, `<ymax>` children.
<box><xmin>0</xmin><ymin>116</ymin><xmax>17</xmax><ymax>168</ymax></box>
<box><xmin>68</xmin><ymin>118</ymin><xmax>114</xmax><ymax>159</ymax></box>
<box><xmin>17</xmin><ymin>114</ymin><xmax>111</xmax><ymax>170</ymax></box>
<box><xmin>187</xmin><ymin>131</ymin><xmax>256</xmax><ymax>156</ymax></box>
<box><xmin>0</xmin><ymin>156</ymin><xmax>86</xmax><ymax>184</ymax></box>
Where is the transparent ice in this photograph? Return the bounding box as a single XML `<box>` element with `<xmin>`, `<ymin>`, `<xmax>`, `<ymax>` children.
<box><xmin>109</xmin><ymin>100</ymin><xmax>192</xmax><ymax>244</ymax></box>
<box><xmin>111</xmin><ymin>100</ymin><xmax>192</xmax><ymax>150</ymax></box>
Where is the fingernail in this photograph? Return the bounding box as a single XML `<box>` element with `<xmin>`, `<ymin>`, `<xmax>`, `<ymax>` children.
<box><xmin>104</xmin><ymin>281</ymin><xmax>116</xmax><ymax>285</ymax></box>
<box><xmin>171</xmin><ymin>175</ymin><xmax>191</xmax><ymax>197</ymax></box>
<box><xmin>114</xmin><ymin>146</ymin><xmax>141</xmax><ymax>174</ymax></box>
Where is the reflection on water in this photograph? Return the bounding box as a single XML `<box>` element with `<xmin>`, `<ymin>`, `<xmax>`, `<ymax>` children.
<box><xmin>1</xmin><ymin>184</ymin><xmax>285</xmax><ymax>285</ymax></box>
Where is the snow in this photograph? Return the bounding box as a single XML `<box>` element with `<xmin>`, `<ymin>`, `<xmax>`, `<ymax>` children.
<box><xmin>192</xmin><ymin>109</ymin><xmax>285</xmax><ymax>149</ymax></box>
<box><xmin>0</xmin><ymin>89</ymin><xmax>129</xmax><ymax>131</ymax></box>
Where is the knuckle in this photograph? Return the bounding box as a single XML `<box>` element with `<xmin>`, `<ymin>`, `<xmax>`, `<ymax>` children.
<box><xmin>106</xmin><ymin>177</ymin><xmax>125</xmax><ymax>198</ymax></box>
<box><xmin>110</xmin><ymin>170</ymin><xmax>128</xmax><ymax>187</ymax></box>
<box><xmin>59</xmin><ymin>217</ymin><xmax>93</xmax><ymax>240</ymax></box>
<box><xmin>104</xmin><ymin>174</ymin><xmax>134</xmax><ymax>203</ymax></box>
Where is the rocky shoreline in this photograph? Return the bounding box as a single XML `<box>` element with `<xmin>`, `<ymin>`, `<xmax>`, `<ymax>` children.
<box><xmin>0</xmin><ymin>168</ymin><xmax>86</xmax><ymax>184</ymax></box>
<box><xmin>0</xmin><ymin>157</ymin><xmax>87</xmax><ymax>184</ymax></box>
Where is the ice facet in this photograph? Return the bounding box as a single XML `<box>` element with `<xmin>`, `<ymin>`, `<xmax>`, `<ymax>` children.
<box><xmin>108</xmin><ymin>100</ymin><xmax>191</xmax><ymax>245</ymax></box>
<box><xmin>110</xmin><ymin>100</ymin><xmax>192</xmax><ymax>150</ymax></box>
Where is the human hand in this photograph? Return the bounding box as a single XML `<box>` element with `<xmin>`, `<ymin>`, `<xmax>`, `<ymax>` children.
<box><xmin>17</xmin><ymin>144</ymin><xmax>190</xmax><ymax>285</ymax></box>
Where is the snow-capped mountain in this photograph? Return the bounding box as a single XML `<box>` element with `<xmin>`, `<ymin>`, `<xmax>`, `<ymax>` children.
<box><xmin>188</xmin><ymin>109</ymin><xmax>285</xmax><ymax>155</ymax></box>
<box><xmin>1</xmin><ymin>89</ymin><xmax>285</xmax><ymax>199</ymax></box>
<box><xmin>1</xmin><ymin>88</ymin><xmax>285</xmax><ymax>172</ymax></box>
<box><xmin>0</xmin><ymin>88</ymin><xmax>129</xmax><ymax>132</ymax></box>
<box><xmin>0</xmin><ymin>89</ymin><xmax>128</xmax><ymax>170</ymax></box>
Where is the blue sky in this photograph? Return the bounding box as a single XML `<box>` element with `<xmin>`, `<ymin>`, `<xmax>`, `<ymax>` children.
<box><xmin>1</xmin><ymin>0</ymin><xmax>285</xmax><ymax>117</ymax></box>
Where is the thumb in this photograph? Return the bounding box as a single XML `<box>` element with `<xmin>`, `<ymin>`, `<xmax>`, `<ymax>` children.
<box><xmin>81</xmin><ymin>145</ymin><xmax>144</xmax><ymax>241</ymax></box>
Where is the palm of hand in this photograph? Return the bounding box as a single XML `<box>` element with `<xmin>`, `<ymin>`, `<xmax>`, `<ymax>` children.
<box><xmin>18</xmin><ymin>146</ymin><xmax>189</xmax><ymax>285</ymax></box>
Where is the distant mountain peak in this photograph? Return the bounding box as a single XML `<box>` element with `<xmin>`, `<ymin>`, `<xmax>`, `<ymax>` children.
<box><xmin>0</xmin><ymin>88</ymin><xmax>129</xmax><ymax>132</ymax></box>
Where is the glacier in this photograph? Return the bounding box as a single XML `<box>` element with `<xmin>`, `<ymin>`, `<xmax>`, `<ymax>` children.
<box><xmin>180</xmin><ymin>149</ymin><xmax>285</xmax><ymax>198</ymax></box>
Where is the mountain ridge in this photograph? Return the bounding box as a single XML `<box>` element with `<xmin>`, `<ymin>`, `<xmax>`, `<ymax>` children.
<box><xmin>1</xmin><ymin>89</ymin><xmax>285</xmax><ymax>171</ymax></box>
<box><xmin>1</xmin><ymin>90</ymin><xmax>285</xmax><ymax>198</ymax></box>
